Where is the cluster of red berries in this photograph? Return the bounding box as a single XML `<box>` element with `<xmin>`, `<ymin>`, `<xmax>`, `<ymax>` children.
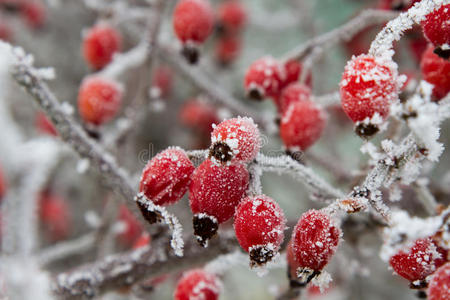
<box><xmin>77</xmin><ymin>76</ymin><xmax>123</xmax><ymax>126</ymax></box>
<box><xmin>172</xmin><ymin>0</ymin><xmax>246</xmax><ymax>64</ymax></box>
<box><xmin>38</xmin><ymin>191</ymin><xmax>72</xmax><ymax>242</ymax></box>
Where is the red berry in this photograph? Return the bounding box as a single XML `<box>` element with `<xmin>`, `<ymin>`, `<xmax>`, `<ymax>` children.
<box><xmin>282</xmin><ymin>59</ymin><xmax>312</xmax><ymax>88</ymax></box>
<box><xmin>286</xmin><ymin>240</ymin><xmax>300</xmax><ymax>281</ymax></box>
<box><xmin>217</xmin><ymin>0</ymin><xmax>247</xmax><ymax>34</ymax></box>
<box><xmin>215</xmin><ymin>35</ymin><xmax>241</xmax><ymax>65</ymax></box>
<box><xmin>340</xmin><ymin>54</ymin><xmax>398</xmax><ymax>124</ymax></box>
<box><xmin>117</xmin><ymin>204</ymin><xmax>143</xmax><ymax>248</ymax></box>
<box><xmin>0</xmin><ymin>165</ymin><xmax>6</xmax><ymax>200</ymax></box>
<box><xmin>189</xmin><ymin>159</ymin><xmax>249</xmax><ymax>245</ymax></box>
<box><xmin>39</xmin><ymin>192</ymin><xmax>72</xmax><ymax>241</ymax></box>
<box><xmin>428</xmin><ymin>262</ymin><xmax>450</xmax><ymax>300</ymax></box>
<box><xmin>209</xmin><ymin>117</ymin><xmax>260</xmax><ymax>165</ymax></box>
<box><xmin>291</xmin><ymin>210</ymin><xmax>341</xmax><ymax>282</ymax></box>
<box><xmin>180</xmin><ymin>98</ymin><xmax>219</xmax><ymax>135</ymax></box>
<box><xmin>151</xmin><ymin>65</ymin><xmax>173</xmax><ymax>98</ymax></box>
<box><xmin>77</xmin><ymin>76</ymin><xmax>123</xmax><ymax>125</ymax></box>
<box><xmin>277</xmin><ymin>83</ymin><xmax>311</xmax><ymax>114</ymax></box>
<box><xmin>35</xmin><ymin>112</ymin><xmax>57</xmax><ymax>136</ymax></box>
<box><xmin>244</xmin><ymin>56</ymin><xmax>285</xmax><ymax>100</ymax></box>
<box><xmin>420</xmin><ymin>44</ymin><xmax>450</xmax><ymax>100</ymax></box>
<box><xmin>421</xmin><ymin>4</ymin><xmax>450</xmax><ymax>57</ymax></box>
<box><xmin>174</xmin><ymin>269</ymin><xmax>221</xmax><ymax>300</ymax></box>
<box><xmin>280</xmin><ymin>100</ymin><xmax>326</xmax><ymax>151</ymax></box>
<box><xmin>173</xmin><ymin>0</ymin><xmax>214</xmax><ymax>44</ymax></box>
<box><xmin>82</xmin><ymin>24</ymin><xmax>122</xmax><ymax>70</ymax></box>
<box><xmin>132</xmin><ymin>232</ymin><xmax>151</xmax><ymax>249</ymax></box>
<box><xmin>139</xmin><ymin>147</ymin><xmax>195</xmax><ymax>206</ymax></box>
<box><xmin>234</xmin><ymin>195</ymin><xmax>286</xmax><ymax>266</ymax></box>
<box><xmin>389</xmin><ymin>238</ymin><xmax>446</xmax><ymax>284</ymax></box>
<box><xmin>22</xmin><ymin>0</ymin><xmax>46</xmax><ymax>29</ymax></box>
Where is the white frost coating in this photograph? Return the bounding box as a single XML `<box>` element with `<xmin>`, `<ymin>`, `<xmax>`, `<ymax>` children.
<box><xmin>369</xmin><ymin>0</ymin><xmax>448</xmax><ymax>59</ymax></box>
<box><xmin>76</xmin><ymin>158</ymin><xmax>90</xmax><ymax>174</ymax></box>
<box><xmin>380</xmin><ymin>209</ymin><xmax>444</xmax><ymax>261</ymax></box>
<box><xmin>311</xmin><ymin>270</ymin><xmax>333</xmax><ymax>293</ymax></box>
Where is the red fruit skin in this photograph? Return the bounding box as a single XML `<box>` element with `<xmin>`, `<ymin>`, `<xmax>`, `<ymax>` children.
<box><xmin>139</xmin><ymin>148</ymin><xmax>195</xmax><ymax>206</ymax></box>
<box><xmin>180</xmin><ymin>98</ymin><xmax>219</xmax><ymax>134</ymax></box>
<box><xmin>340</xmin><ymin>54</ymin><xmax>398</xmax><ymax>123</ymax></box>
<box><xmin>234</xmin><ymin>195</ymin><xmax>286</xmax><ymax>253</ymax></box>
<box><xmin>174</xmin><ymin>269</ymin><xmax>220</xmax><ymax>300</ymax></box>
<box><xmin>132</xmin><ymin>232</ymin><xmax>151</xmax><ymax>249</ymax></box>
<box><xmin>292</xmin><ymin>210</ymin><xmax>341</xmax><ymax>271</ymax></box>
<box><xmin>22</xmin><ymin>0</ymin><xmax>46</xmax><ymax>29</ymax></box>
<box><xmin>211</xmin><ymin>117</ymin><xmax>260</xmax><ymax>164</ymax></box>
<box><xmin>389</xmin><ymin>238</ymin><xmax>446</xmax><ymax>282</ymax></box>
<box><xmin>280</xmin><ymin>101</ymin><xmax>326</xmax><ymax>151</ymax></box>
<box><xmin>244</xmin><ymin>56</ymin><xmax>285</xmax><ymax>99</ymax></box>
<box><xmin>421</xmin><ymin>4</ymin><xmax>450</xmax><ymax>49</ymax></box>
<box><xmin>39</xmin><ymin>193</ymin><xmax>71</xmax><ymax>241</ymax></box>
<box><xmin>278</xmin><ymin>83</ymin><xmax>311</xmax><ymax>114</ymax></box>
<box><xmin>217</xmin><ymin>0</ymin><xmax>247</xmax><ymax>33</ymax></box>
<box><xmin>215</xmin><ymin>35</ymin><xmax>241</xmax><ymax>65</ymax></box>
<box><xmin>189</xmin><ymin>159</ymin><xmax>249</xmax><ymax>223</ymax></box>
<box><xmin>35</xmin><ymin>112</ymin><xmax>57</xmax><ymax>136</ymax></box>
<box><xmin>117</xmin><ymin>205</ymin><xmax>143</xmax><ymax>248</ymax></box>
<box><xmin>82</xmin><ymin>24</ymin><xmax>122</xmax><ymax>70</ymax></box>
<box><xmin>151</xmin><ymin>66</ymin><xmax>173</xmax><ymax>98</ymax></box>
<box><xmin>282</xmin><ymin>60</ymin><xmax>312</xmax><ymax>88</ymax></box>
<box><xmin>173</xmin><ymin>0</ymin><xmax>214</xmax><ymax>44</ymax></box>
<box><xmin>77</xmin><ymin>76</ymin><xmax>123</xmax><ymax>125</ymax></box>
<box><xmin>287</xmin><ymin>241</ymin><xmax>300</xmax><ymax>280</ymax></box>
<box><xmin>420</xmin><ymin>45</ymin><xmax>450</xmax><ymax>100</ymax></box>
<box><xmin>428</xmin><ymin>262</ymin><xmax>450</xmax><ymax>300</ymax></box>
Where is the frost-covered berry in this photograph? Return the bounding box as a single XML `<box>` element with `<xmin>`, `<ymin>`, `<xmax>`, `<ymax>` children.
<box><xmin>215</xmin><ymin>35</ymin><xmax>241</xmax><ymax>65</ymax></box>
<box><xmin>22</xmin><ymin>0</ymin><xmax>46</xmax><ymax>29</ymax></box>
<box><xmin>35</xmin><ymin>112</ymin><xmax>57</xmax><ymax>136</ymax></box>
<box><xmin>420</xmin><ymin>44</ymin><xmax>450</xmax><ymax>100</ymax></box>
<box><xmin>234</xmin><ymin>195</ymin><xmax>286</xmax><ymax>266</ymax></box>
<box><xmin>428</xmin><ymin>262</ymin><xmax>450</xmax><ymax>300</ymax></box>
<box><xmin>189</xmin><ymin>159</ymin><xmax>249</xmax><ymax>245</ymax></box>
<box><xmin>277</xmin><ymin>83</ymin><xmax>311</xmax><ymax>114</ymax></box>
<box><xmin>174</xmin><ymin>269</ymin><xmax>221</xmax><ymax>300</ymax></box>
<box><xmin>282</xmin><ymin>60</ymin><xmax>312</xmax><ymax>88</ymax></box>
<box><xmin>421</xmin><ymin>4</ymin><xmax>450</xmax><ymax>59</ymax></box>
<box><xmin>209</xmin><ymin>117</ymin><xmax>260</xmax><ymax>165</ymax></box>
<box><xmin>151</xmin><ymin>65</ymin><xmax>173</xmax><ymax>98</ymax></box>
<box><xmin>291</xmin><ymin>210</ymin><xmax>341</xmax><ymax>284</ymax></box>
<box><xmin>117</xmin><ymin>205</ymin><xmax>143</xmax><ymax>248</ymax></box>
<box><xmin>173</xmin><ymin>0</ymin><xmax>214</xmax><ymax>64</ymax></box>
<box><xmin>280</xmin><ymin>100</ymin><xmax>326</xmax><ymax>151</ymax></box>
<box><xmin>39</xmin><ymin>192</ymin><xmax>72</xmax><ymax>241</ymax></box>
<box><xmin>0</xmin><ymin>165</ymin><xmax>6</xmax><ymax>200</ymax></box>
<box><xmin>217</xmin><ymin>0</ymin><xmax>247</xmax><ymax>34</ymax></box>
<box><xmin>340</xmin><ymin>54</ymin><xmax>399</xmax><ymax>137</ymax></box>
<box><xmin>82</xmin><ymin>23</ymin><xmax>122</xmax><ymax>70</ymax></box>
<box><xmin>180</xmin><ymin>98</ymin><xmax>219</xmax><ymax>135</ymax></box>
<box><xmin>77</xmin><ymin>76</ymin><xmax>123</xmax><ymax>126</ymax></box>
<box><xmin>132</xmin><ymin>232</ymin><xmax>151</xmax><ymax>249</ymax></box>
<box><xmin>139</xmin><ymin>148</ymin><xmax>195</xmax><ymax>209</ymax></box>
<box><xmin>244</xmin><ymin>56</ymin><xmax>285</xmax><ymax>100</ymax></box>
<box><xmin>389</xmin><ymin>238</ymin><xmax>446</xmax><ymax>287</ymax></box>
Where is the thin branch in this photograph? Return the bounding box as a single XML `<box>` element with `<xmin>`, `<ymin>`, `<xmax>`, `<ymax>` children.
<box><xmin>282</xmin><ymin>9</ymin><xmax>398</xmax><ymax>62</ymax></box>
<box><xmin>52</xmin><ymin>232</ymin><xmax>238</xmax><ymax>299</ymax></box>
<box><xmin>312</xmin><ymin>91</ymin><xmax>341</xmax><ymax>107</ymax></box>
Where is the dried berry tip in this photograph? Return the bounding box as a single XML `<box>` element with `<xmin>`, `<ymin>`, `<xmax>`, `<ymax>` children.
<box><xmin>433</xmin><ymin>47</ymin><xmax>450</xmax><ymax>60</ymax></box>
<box><xmin>295</xmin><ymin>267</ymin><xmax>321</xmax><ymax>286</ymax></box>
<box><xmin>137</xmin><ymin>201</ymin><xmax>162</xmax><ymax>224</ymax></box>
<box><xmin>209</xmin><ymin>141</ymin><xmax>233</xmax><ymax>163</ymax></box>
<box><xmin>193</xmin><ymin>214</ymin><xmax>218</xmax><ymax>247</ymax></box>
<box><xmin>249</xmin><ymin>245</ymin><xmax>275</xmax><ymax>267</ymax></box>
<box><xmin>247</xmin><ymin>88</ymin><xmax>264</xmax><ymax>101</ymax></box>
<box><xmin>355</xmin><ymin>122</ymin><xmax>379</xmax><ymax>139</ymax></box>
<box><xmin>181</xmin><ymin>45</ymin><xmax>200</xmax><ymax>64</ymax></box>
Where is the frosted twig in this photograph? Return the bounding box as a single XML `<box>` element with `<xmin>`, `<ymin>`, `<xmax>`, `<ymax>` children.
<box><xmin>305</xmin><ymin>152</ymin><xmax>355</xmax><ymax>183</ymax></box>
<box><xmin>369</xmin><ymin>0</ymin><xmax>447</xmax><ymax>58</ymax></box>
<box><xmin>52</xmin><ymin>233</ymin><xmax>238</xmax><ymax>299</ymax></box>
<box><xmin>5</xmin><ymin>42</ymin><xmax>184</xmax><ymax>256</ymax></box>
<box><xmin>247</xmin><ymin>162</ymin><xmax>263</xmax><ymax>196</ymax></box>
<box><xmin>37</xmin><ymin>233</ymin><xmax>97</xmax><ymax>266</ymax></box>
<box><xmin>256</xmin><ymin>153</ymin><xmax>345</xmax><ymax>201</ymax></box>
<box><xmin>282</xmin><ymin>9</ymin><xmax>398</xmax><ymax>62</ymax></box>
<box><xmin>312</xmin><ymin>91</ymin><xmax>341</xmax><ymax>107</ymax></box>
<box><xmin>413</xmin><ymin>180</ymin><xmax>438</xmax><ymax>215</ymax></box>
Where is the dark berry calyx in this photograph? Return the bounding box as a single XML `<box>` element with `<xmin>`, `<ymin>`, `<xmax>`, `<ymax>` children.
<box><xmin>433</xmin><ymin>46</ymin><xmax>450</xmax><ymax>60</ymax></box>
<box><xmin>209</xmin><ymin>141</ymin><xmax>233</xmax><ymax>163</ymax></box>
<box><xmin>249</xmin><ymin>245</ymin><xmax>275</xmax><ymax>267</ymax></box>
<box><xmin>247</xmin><ymin>87</ymin><xmax>264</xmax><ymax>101</ymax></box>
<box><xmin>355</xmin><ymin>122</ymin><xmax>379</xmax><ymax>139</ymax></box>
<box><xmin>181</xmin><ymin>44</ymin><xmax>200</xmax><ymax>64</ymax></box>
<box><xmin>294</xmin><ymin>267</ymin><xmax>321</xmax><ymax>286</ymax></box>
<box><xmin>136</xmin><ymin>199</ymin><xmax>163</xmax><ymax>224</ymax></box>
<box><xmin>409</xmin><ymin>280</ymin><xmax>427</xmax><ymax>290</ymax></box>
<box><xmin>193</xmin><ymin>213</ymin><xmax>218</xmax><ymax>247</ymax></box>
